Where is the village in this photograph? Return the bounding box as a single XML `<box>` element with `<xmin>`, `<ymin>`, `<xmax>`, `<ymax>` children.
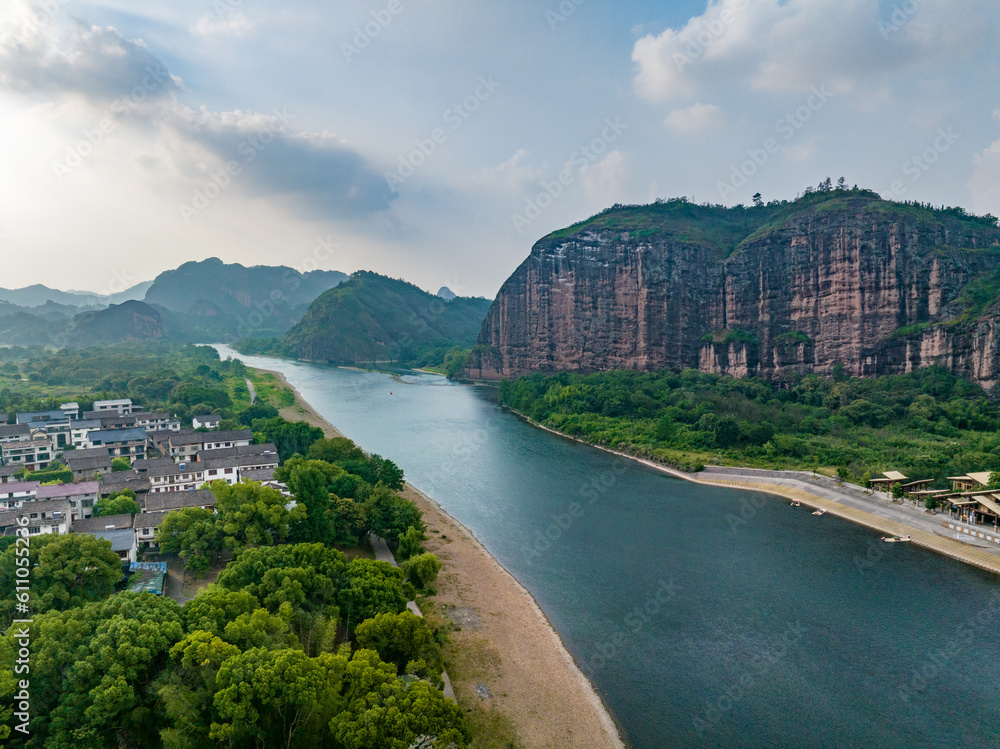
<box><xmin>0</xmin><ymin>398</ymin><xmax>285</xmax><ymax>594</ymax></box>
<box><xmin>867</xmin><ymin>470</ymin><xmax>1000</xmax><ymax>543</ymax></box>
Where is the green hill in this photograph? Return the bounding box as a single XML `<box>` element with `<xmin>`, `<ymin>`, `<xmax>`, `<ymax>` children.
<box><xmin>144</xmin><ymin>257</ymin><xmax>347</xmax><ymax>341</ymax></box>
<box><xmin>241</xmin><ymin>271</ymin><xmax>492</xmax><ymax>365</ymax></box>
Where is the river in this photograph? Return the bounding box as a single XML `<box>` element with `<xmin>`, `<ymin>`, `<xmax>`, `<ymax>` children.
<box><xmin>214</xmin><ymin>346</ymin><xmax>1000</xmax><ymax>749</ymax></box>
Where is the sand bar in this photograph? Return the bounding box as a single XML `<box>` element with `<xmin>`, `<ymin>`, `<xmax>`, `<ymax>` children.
<box><xmin>255</xmin><ymin>365</ymin><xmax>628</xmax><ymax>749</ymax></box>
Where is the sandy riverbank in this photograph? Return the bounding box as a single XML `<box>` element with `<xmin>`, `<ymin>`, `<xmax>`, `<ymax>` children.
<box><xmin>513</xmin><ymin>410</ymin><xmax>1000</xmax><ymax>577</ymax></box>
<box><xmin>257</xmin><ymin>366</ymin><xmax>628</xmax><ymax>749</ymax></box>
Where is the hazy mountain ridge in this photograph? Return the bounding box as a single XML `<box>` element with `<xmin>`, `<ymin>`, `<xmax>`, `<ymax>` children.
<box><xmin>0</xmin><ymin>258</ymin><xmax>347</xmax><ymax>346</ymax></box>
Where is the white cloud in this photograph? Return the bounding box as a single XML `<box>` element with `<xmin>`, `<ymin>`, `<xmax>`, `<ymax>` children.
<box><xmin>969</xmin><ymin>138</ymin><xmax>1000</xmax><ymax>215</ymax></box>
<box><xmin>579</xmin><ymin>150</ymin><xmax>628</xmax><ymax>203</ymax></box>
<box><xmin>664</xmin><ymin>102</ymin><xmax>725</xmax><ymax>133</ymax></box>
<box><xmin>192</xmin><ymin>12</ymin><xmax>254</xmax><ymax>38</ymax></box>
<box><xmin>632</xmin><ymin>0</ymin><xmax>996</xmax><ymax>103</ymax></box>
<box><xmin>463</xmin><ymin>148</ymin><xmax>544</xmax><ymax>191</ymax></box>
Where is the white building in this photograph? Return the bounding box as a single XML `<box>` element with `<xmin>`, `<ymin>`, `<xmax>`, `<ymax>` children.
<box><xmin>92</xmin><ymin>398</ymin><xmax>137</xmax><ymax>415</ymax></box>
<box><xmin>192</xmin><ymin>415</ymin><xmax>222</xmax><ymax>430</ymax></box>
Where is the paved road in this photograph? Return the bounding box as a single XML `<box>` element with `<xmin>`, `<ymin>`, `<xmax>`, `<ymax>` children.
<box><xmin>245</xmin><ymin>378</ymin><xmax>257</xmax><ymax>405</ymax></box>
<box><xmin>702</xmin><ymin>468</ymin><xmax>1000</xmax><ymax>554</ymax></box>
<box><xmin>692</xmin><ymin>469</ymin><xmax>1000</xmax><ymax>575</ymax></box>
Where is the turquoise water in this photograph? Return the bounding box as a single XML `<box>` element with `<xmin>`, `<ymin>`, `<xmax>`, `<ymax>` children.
<box><xmin>216</xmin><ymin>347</ymin><xmax>1000</xmax><ymax>749</ymax></box>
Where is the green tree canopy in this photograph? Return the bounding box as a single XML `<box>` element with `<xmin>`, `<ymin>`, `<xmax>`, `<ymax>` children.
<box><xmin>354</xmin><ymin>611</ymin><xmax>443</xmax><ymax>684</ymax></box>
<box><xmin>157</xmin><ymin>506</ymin><xmax>223</xmax><ymax>576</ymax></box>
<box><xmin>0</xmin><ymin>533</ymin><xmax>122</xmax><ymax>623</ymax></box>
<box><xmin>94</xmin><ymin>492</ymin><xmax>141</xmax><ymax>518</ymax></box>
<box><xmin>401</xmin><ymin>553</ymin><xmax>441</xmax><ymax>592</ymax></box>
<box><xmin>330</xmin><ymin>650</ymin><xmax>470</xmax><ymax>749</ymax></box>
<box><xmin>338</xmin><ymin>559</ymin><xmax>407</xmax><ymax>632</ymax></box>
<box><xmin>212</xmin><ymin>480</ymin><xmax>305</xmax><ymax>552</ymax></box>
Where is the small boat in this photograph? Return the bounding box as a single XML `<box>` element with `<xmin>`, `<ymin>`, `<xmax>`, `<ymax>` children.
<box><xmin>790</xmin><ymin>500</ymin><xmax>800</xmax><ymax>507</ymax></box>
<box><xmin>882</xmin><ymin>535</ymin><xmax>912</xmax><ymax>543</ymax></box>
<box><xmin>812</xmin><ymin>509</ymin><xmax>826</xmax><ymax>516</ymax></box>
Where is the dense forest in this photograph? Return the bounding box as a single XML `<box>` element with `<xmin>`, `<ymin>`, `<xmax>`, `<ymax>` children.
<box><xmin>0</xmin><ymin>343</ymin><xmax>467</xmax><ymax>747</ymax></box>
<box><xmin>498</xmin><ymin>367</ymin><xmax>1000</xmax><ymax>484</ymax></box>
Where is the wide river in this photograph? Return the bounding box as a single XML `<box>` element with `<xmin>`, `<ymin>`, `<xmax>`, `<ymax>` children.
<box><xmin>216</xmin><ymin>346</ymin><xmax>1000</xmax><ymax>749</ymax></box>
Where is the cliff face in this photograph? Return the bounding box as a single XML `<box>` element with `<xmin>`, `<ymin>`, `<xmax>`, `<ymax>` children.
<box><xmin>468</xmin><ymin>193</ymin><xmax>1000</xmax><ymax>389</ymax></box>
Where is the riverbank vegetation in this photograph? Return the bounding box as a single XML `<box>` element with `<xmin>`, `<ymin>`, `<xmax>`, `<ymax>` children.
<box><xmin>0</xmin><ymin>342</ymin><xmax>292</xmax><ymax>425</ymax></box>
<box><xmin>498</xmin><ymin>367</ymin><xmax>1000</xmax><ymax>484</ymax></box>
<box><xmin>0</xmin><ymin>344</ymin><xmax>465</xmax><ymax>747</ymax></box>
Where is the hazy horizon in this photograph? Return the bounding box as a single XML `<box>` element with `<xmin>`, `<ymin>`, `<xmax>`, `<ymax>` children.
<box><xmin>1</xmin><ymin>0</ymin><xmax>998</xmax><ymax>298</ymax></box>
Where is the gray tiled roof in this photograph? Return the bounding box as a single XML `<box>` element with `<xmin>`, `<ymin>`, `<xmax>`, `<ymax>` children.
<box><xmin>142</xmin><ymin>489</ymin><xmax>216</xmax><ymax>513</ymax></box>
<box><xmin>72</xmin><ymin>513</ymin><xmax>134</xmax><ymax>532</ymax></box>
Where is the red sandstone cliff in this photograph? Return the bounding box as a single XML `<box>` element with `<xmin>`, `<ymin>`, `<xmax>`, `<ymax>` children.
<box><xmin>467</xmin><ymin>193</ymin><xmax>1000</xmax><ymax>389</ymax></box>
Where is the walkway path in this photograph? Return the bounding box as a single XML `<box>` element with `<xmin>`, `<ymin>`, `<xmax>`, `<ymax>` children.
<box><xmin>245</xmin><ymin>377</ymin><xmax>257</xmax><ymax>405</ymax></box>
<box><xmin>368</xmin><ymin>533</ymin><xmax>456</xmax><ymax>700</ymax></box>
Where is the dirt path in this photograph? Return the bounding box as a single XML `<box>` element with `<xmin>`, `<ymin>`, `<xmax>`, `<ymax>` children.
<box><xmin>263</xmin><ymin>366</ymin><xmax>627</xmax><ymax>749</ymax></box>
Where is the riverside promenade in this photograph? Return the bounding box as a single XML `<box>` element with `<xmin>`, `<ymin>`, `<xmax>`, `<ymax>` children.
<box><xmin>691</xmin><ymin>467</ymin><xmax>1000</xmax><ymax>576</ymax></box>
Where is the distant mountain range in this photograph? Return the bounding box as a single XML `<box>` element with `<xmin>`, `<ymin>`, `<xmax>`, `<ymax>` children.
<box><xmin>235</xmin><ymin>271</ymin><xmax>492</xmax><ymax>364</ymax></box>
<box><xmin>0</xmin><ymin>258</ymin><xmax>349</xmax><ymax>347</ymax></box>
<box><xmin>0</xmin><ymin>281</ymin><xmax>151</xmax><ymax>308</ymax></box>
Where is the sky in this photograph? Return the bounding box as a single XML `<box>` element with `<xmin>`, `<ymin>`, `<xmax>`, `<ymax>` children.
<box><xmin>0</xmin><ymin>0</ymin><xmax>998</xmax><ymax>299</ymax></box>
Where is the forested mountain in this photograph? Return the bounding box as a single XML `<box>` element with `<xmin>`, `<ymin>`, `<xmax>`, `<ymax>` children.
<box><xmin>255</xmin><ymin>271</ymin><xmax>492</xmax><ymax>364</ymax></box>
<box><xmin>468</xmin><ymin>189</ymin><xmax>1000</xmax><ymax>390</ymax></box>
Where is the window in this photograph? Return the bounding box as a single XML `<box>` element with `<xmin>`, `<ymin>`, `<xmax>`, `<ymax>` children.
<box><xmin>29</xmin><ymin>527</ymin><xmax>39</xmax><ymax>534</ymax></box>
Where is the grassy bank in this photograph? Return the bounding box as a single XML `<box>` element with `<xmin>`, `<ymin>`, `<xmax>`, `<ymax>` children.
<box><xmin>498</xmin><ymin>367</ymin><xmax>1000</xmax><ymax>485</ymax></box>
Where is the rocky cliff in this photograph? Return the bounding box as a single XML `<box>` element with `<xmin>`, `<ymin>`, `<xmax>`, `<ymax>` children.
<box><xmin>467</xmin><ymin>191</ymin><xmax>1000</xmax><ymax>389</ymax></box>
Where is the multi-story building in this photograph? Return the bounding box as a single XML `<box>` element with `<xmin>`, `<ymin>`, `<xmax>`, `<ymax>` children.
<box><xmin>70</xmin><ymin>419</ymin><xmax>104</xmax><ymax>448</ymax></box>
<box><xmin>98</xmin><ymin>412</ymin><xmax>180</xmax><ymax>433</ymax></box>
<box><xmin>0</xmin><ymin>504</ymin><xmax>70</xmax><ymax>537</ymax></box>
<box><xmin>92</xmin><ymin>398</ymin><xmax>138</xmax><ymax>415</ymax></box>
<box><xmin>0</xmin><ymin>424</ymin><xmax>30</xmax><ymax>444</ymax></box>
<box><xmin>0</xmin><ymin>482</ymin><xmax>40</xmax><ymax>509</ymax></box>
<box><xmin>165</xmin><ymin>430</ymin><xmax>253</xmax><ymax>462</ymax></box>
<box><xmin>59</xmin><ymin>402</ymin><xmax>80</xmax><ymax>421</ymax></box>
<box><xmin>1</xmin><ymin>438</ymin><xmax>53</xmax><ymax>471</ymax></box>
<box><xmin>135</xmin><ymin>490</ymin><xmax>216</xmax><ymax>547</ymax></box>
<box><xmin>16</xmin><ymin>410</ymin><xmax>71</xmax><ymax>449</ymax></box>
<box><xmin>37</xmin><ymin>481</ymin><xmax>99</xmax><ymax>521</ymax></box>
<box><xmin>147</xmin><ymin>461</ymin><xmax>209</xmax><ymax>493</ymax></box>
<box><xmin>86</xmin><ymin>428</ymin><xmax>148</xmax><ymax>459</ymax></box>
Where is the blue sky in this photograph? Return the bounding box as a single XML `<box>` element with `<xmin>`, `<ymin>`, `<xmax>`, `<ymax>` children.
<box><xmin>0</xmin><ymin>0</ymin><xmax>998</xmax><ymax>298</ymax></box>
